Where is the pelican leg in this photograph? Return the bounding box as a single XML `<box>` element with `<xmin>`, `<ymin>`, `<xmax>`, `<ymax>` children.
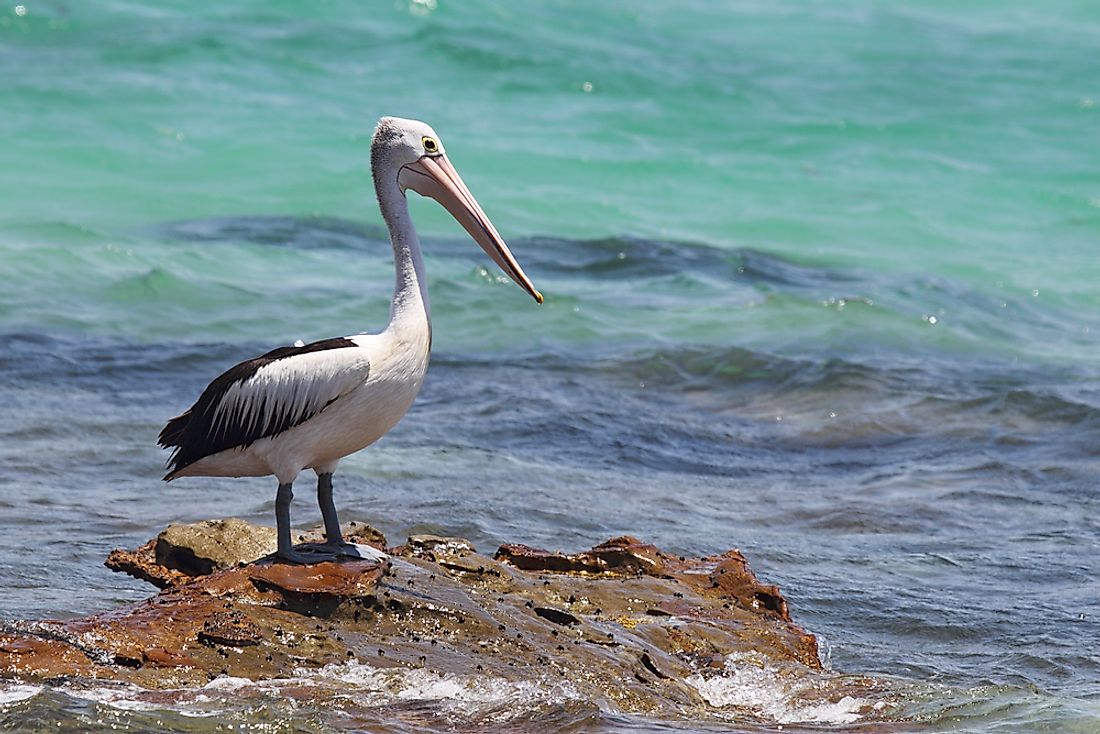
<box><xmin>274</xmin><ymin>482</ymin><xmax>329</xmax><ymax>564</ymax></box>
<box><xmin>275</xmin><ymin>482</ymin><xmax>295</xmax><ymax>556</ymax></box>
<box><xmin>308</xmin><ymin>473</ymin><xmax>390</xmax><ymax>563</ymax></box>
<box><xmin>317</xmin><ymin>472</ymin><xmax>346</xmax><ymax>546</ymax></box>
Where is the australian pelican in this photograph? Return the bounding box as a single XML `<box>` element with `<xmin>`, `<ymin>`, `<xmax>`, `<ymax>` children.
<box><xmin>159</xmin><ymin>117</ymin><xmax>542</xmax><ymax>563</ymax></box>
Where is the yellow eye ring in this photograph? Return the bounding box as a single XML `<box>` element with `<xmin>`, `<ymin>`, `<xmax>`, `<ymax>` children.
<box><xmin>422</xmin><ymin>136</ymin><xmax>438</xmax><ymax>153</ymax></box>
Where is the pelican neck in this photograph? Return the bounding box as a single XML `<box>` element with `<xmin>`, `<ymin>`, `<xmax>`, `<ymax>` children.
<box><xmin>376</xmin><ymin>174</ymin><xmax>431</xmax><ymax>337</ymax></box>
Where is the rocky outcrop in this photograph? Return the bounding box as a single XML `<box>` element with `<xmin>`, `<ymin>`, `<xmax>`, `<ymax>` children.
<box><xmin>104</xmin><ymin>519</ymin><xmax>386</xmax><ymax>590</ymax></box>
<box><xmin>0</xmin><ymin>520</ymin><xmax>851</xmax><ymax>719</ymax></box>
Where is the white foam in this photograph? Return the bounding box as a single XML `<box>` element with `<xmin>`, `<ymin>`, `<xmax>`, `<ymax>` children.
<box><xmin>29</xmin><ymin>659</ymin><xmax>577</xmax><ymax>721</ymax></box>
<box><xmin>60</xmin><ymin>684</ymin><xmax>162</xmax><ymax>712</ymax></box>
<box><xmin>297</xmin><ymin>660</ymin><xmax>580</xmax><ymax>716</ymax></box>
<box><xmin>0</xmin><ymin>684</ymin><xmax>40</xmax><ymax>706</ymax></box>
<box><xmin>686</xmin><ymin>653</ymin><xmax>868</xmax><ymax>725</ymax></box>
<box><xmin>202</xmin><ymin>675</ymin><xmax>256</xmax><ymax>692</ymax></box>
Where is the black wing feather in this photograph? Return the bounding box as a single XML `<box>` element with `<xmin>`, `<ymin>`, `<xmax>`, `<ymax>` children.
<box><xmin>158</xmin><ymin>337</ymin><xmax>358</xmax><ymax>479</ymax></box>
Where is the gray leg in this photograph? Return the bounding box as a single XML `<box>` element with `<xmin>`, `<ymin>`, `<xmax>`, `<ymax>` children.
<box><xmin>301</xmin><ymin>473</ymin><xmax>388</xmax><ymax>563</ymax></box>
<box><xmin>275</xmin><ymin>482</ymin><xmax>295</xmax><ymax>557</ymax></box>
<box><xmin>317</xmin><ymin>472</ymin><xmax>344</xmax><ymax>545</ymax></box>
<box><xmin>275</xmin><ymin>482</ymin><xmax>324</xmax><ymax>564</ymax></box>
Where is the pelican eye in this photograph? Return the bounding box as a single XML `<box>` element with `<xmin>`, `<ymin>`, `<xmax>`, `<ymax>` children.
<box><xmin>422</xmin><ymin>136</ymin><xmax>439</xmax><ymax>153</ymax></box>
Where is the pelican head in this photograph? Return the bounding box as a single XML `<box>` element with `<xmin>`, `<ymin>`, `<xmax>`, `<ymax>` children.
<box><xmin>371</xmin><ymin>116</ymin><xmax>543</xmax><ymax>304</ymax></box>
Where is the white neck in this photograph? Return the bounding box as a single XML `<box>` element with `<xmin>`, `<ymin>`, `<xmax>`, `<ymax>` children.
<box><xmin>376</xmin><ymin>174</ymin><xmax>431</xmax><ymax>338</ymax></box>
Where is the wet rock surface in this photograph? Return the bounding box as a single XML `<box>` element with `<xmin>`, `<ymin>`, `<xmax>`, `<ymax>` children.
<box><xmin>0</xmin><ymin>520</ymin><xmax>877</xmax><ymax>720</ymax></box>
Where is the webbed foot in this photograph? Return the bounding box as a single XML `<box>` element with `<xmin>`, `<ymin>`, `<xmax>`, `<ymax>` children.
<box><xmin>274</xmin><ymin>546</ymin><xmax>337</xmax><ymax>565</ymax></box>
<box><xmin>296</xmin><ymin>541</ymin><xmax>389</xmax><ymax>564</ymax></box>
<box><xmin>340</xmin><ymin>542</ymin><xmax>390</xmax><ymax>563</ymax></box>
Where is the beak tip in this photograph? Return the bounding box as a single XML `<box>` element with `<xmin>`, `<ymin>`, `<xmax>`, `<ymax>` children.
<box><xmin>533</xmin><ymin>290</ymin><xmax>544</xmax><ymax>304</ymax></box>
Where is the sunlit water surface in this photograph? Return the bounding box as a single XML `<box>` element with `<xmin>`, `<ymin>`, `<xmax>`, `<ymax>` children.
<box><xmin>1</xmin><ymin>1</ymin><xmax>1098</xmax><ymax>732</ymax></box>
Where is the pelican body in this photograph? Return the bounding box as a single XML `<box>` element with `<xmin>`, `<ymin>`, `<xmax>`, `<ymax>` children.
<box><xmin>159</xmin><ymin>117</ymin><xmax>542</xmax><ymax>563</ymax></box>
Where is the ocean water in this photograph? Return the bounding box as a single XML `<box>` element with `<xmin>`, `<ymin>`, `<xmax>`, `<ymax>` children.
<box><xmin>2</xmin><ymin>0</ymin><xmax>1099</xmax><ymax>731</ymax></box>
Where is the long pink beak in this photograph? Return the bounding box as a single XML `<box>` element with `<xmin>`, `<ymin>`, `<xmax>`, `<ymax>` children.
<box><xmin>398</xmin><ymin>154</ymin><xmax>543</xmax><ymax>304</ymax></box>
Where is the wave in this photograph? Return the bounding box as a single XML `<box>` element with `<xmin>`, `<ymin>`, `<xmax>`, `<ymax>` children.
<box><xmin>4</xmin><ymin>331</ymin><xmax>1097</xmax><ymax>473</ymax></box>
<box><xmin>154</xmin><ymin>215</ymin><xmax>388</xmax><ymax>252</ymax></box>
<box><xmin>153</xmin><ymin>214</ymin><xmax>851</xmax><ymax>286</ymax></box>
<box><xmin>0</xmin><ymin>655</ymin><xmax>887</xmax><ymax>732</ymax></box>
<box><xmin>5</xmin><ymin>214</ymin><xmax>1097</xmax><ymax>374</ymax></box>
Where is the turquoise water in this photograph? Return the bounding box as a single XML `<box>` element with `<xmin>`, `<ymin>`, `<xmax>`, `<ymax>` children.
<box><xmin>2</xmin><ymin>1</ymin><xmax>1099</xmax><ymax>732</ymax></box>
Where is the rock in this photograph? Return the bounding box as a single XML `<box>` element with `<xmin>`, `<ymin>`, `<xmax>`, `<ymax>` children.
<box><xmin>155</xmin><ymin>519</ymin><xmax>278</xmax><ymax>576</ymax></box>
<box><xmin>0</xmin><ymin>520</ymin><xmax>857</xmax><ymax>721</ymax></box>
<box><xmin>404</xmin><ymin>534</ymin><xmax>476</xmax><ymax>556</ymax></box>
<box><xmin>533</xmin><ymin>606</ymin><xmax>580</xmax><ymax>626</ymax></box>
<box><xmin>497</xmin><ymin>536</ymin><xmax>797</xmax><ymax>624</ymax></box>
<box><xmin>198</xmin><ymin>611</ymin><xmax>263</xmax><ymax>647</ymax></box>
<box><xmin>106</xmin><ymin>539</ymin><xmax>192</xmax><ymax>590</ymax></box>
<box><xmin>107</xmin><ymin>519</ymin><xmax>390</xmax><ymax>589</ymax></box>
<box><xmin>298</xmin><ymin>520</ymin><xmax>387</xmax><ymax>551</ymax></box>
<box><xmin>497</xmin><ymin>535</ymin><xmax>665</xmax><ymax>575</ymax></box>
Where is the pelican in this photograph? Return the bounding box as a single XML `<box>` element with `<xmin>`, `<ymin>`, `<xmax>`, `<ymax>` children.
<box><xmin>158</xmin><ymin>117</ymin><xmax>542</xmax><ymax>564</ymax></box>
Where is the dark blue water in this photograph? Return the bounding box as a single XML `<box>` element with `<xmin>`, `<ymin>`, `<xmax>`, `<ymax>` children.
<box><xmin>1</xmin><ymin>222</ymin><xmax>1098</xmax><ymax>731</ymax></box>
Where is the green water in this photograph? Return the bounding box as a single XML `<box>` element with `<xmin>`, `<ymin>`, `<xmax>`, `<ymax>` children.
<box><xmin>4</xmin><ymin>1</ymin><xmax>1099</xmax><ymax>314</ymax></box>
<box><xmin>1</xmin><ymin>2</ymin><xmax>1099</xmax><ymax>732</ymax></box>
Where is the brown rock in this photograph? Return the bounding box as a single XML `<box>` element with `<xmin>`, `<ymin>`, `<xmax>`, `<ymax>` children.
<box><xmin>248</xmin><ymin>559</ymin><xmax>387</xmax><ymax>616</ymax></box>
<box><xmin>495</xmin><ymin>535</ymin><xmax>818</xmax><ymax>667</ymax></box>
<box><xmin>142</xmin><ymin>647</ymin><xmax>197</xmax><ymax>668</ymax></box>
<box><xmin>155</xmin><ymin>519</ymin><xmax>278</xmax><ymax>576</ymax></box>
<box><xmin>298</xmin><ymin>521</ymin><xmax>387</xmax><ymax>551</ymax></box>
<box><xmin>405</xmin><ymin>535</ymin><xmax>476</xmax><ymax>555</ymax></box>
<box><xmin>108</xmin><ymin>519</ymin><xmax>391</xmax><ymax>589</ymax></box>
<box><xmin>106</xmin><ymin>539</ymin><xmax>192</xmax><ymax>589</ymax></box>
<box><xmin>495</xmin><ymin>537</ymin><xmax>655</xmax><ymax>576</ymax></box>
<box><xmin>496</xmin><ymin>535</ymin><xmax>665</xmax><ymax>575</ymax></box>
<box><xmin>0</xmin><ymin>521</ymin><xmax>852</xmax><ymax>721</ymax></box>
<box><xmin>198</xmin><ymin>611</ymin><xmax>263</xmax><ymax>647</ymax></box>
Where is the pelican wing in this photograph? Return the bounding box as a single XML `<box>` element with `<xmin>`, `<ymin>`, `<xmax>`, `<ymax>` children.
<box><xmin>159</xmin><ymin>337</ymin><xmax>370</xmax><ymax>478</ymax></box>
